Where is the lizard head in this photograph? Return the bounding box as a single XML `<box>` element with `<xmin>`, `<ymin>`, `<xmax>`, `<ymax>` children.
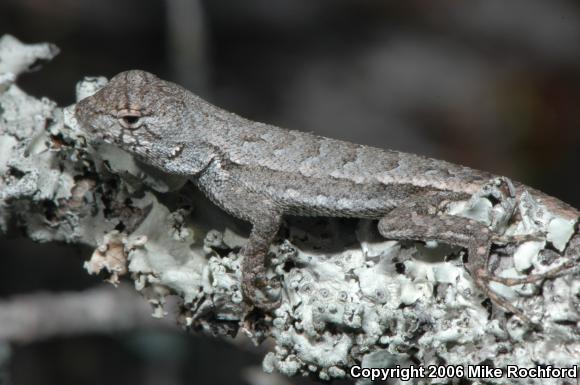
<box><xmin>75</xmin><ymin>70</ymin><xmax>190</xmax><ymax>157</ymax></box>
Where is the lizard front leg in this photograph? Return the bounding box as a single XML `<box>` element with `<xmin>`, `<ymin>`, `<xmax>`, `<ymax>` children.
<box><xmin>241</xmin><ymin>211</ymin><xmax>283</xmax><ymax>311</ymax></box>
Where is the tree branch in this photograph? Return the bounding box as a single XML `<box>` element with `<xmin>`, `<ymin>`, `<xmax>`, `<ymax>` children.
<box><xmin>0</xmin><ymin>34</ymin><xmax>578</xmax><ymax>385</ymax></box>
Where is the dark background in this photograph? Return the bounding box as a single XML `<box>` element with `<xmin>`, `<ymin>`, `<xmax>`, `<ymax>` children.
<box><xmin>1</xmin><ymin>1</ymin><xmax>579</xmax><ymax>384</ymax></box>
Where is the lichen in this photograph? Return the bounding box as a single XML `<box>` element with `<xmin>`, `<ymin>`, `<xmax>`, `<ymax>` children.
<box><xmin>1</xmin><ymin>34</ymin><xmax>578</xmax><ymax>385</ymax></box>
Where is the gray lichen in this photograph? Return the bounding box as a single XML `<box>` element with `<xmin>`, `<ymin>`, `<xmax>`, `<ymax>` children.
<box><xmin>1</xmin><ymin>35</ymin><xmax>578</xmax><ymax>385</ymax></box>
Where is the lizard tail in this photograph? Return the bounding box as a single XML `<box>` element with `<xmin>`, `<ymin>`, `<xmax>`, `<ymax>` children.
<box><xmin>515</xmin><ymin>183</ymin><xmax>579</xmax><ymax>222</ymax></box>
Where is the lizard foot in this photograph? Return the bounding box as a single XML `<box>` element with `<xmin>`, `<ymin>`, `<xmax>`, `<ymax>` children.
<box><xmin>473</xmin><ymin>268</ymin><xmax>541</xmax><ymax>330</ymax></box>
<box><xmin>473</xmin><ymin>257</ymin><xmax>576</xmax><ymax>331</ymax></box>
<box><xmin>483</xmin><ymin>229</ymin><xmax>576</xmax><ymax>287</ymax></box>
<box><xmin>492</xmin><ymin>232</ymin><xmax>545</xmax><ymax>245</ymax></box>
<box><xmin>241</xmin><ymin>274</ymin><xmax>282</xmax><ymax>312</ymax></box>
<box><xmin>478</xmin><ymin>257</ymin><xmax>575</xmax><ymax>287</ymax></box>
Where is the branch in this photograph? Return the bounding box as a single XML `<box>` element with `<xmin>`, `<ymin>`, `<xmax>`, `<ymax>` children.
<box><xmin>0</xmin><ymin>34</ymin><xmax>578</xmax><ymax>385</ymax></box>
<box><xmin>0</xmin><ymin>285</ymin><xmax>174</xmax><ymax>344</ymax></box>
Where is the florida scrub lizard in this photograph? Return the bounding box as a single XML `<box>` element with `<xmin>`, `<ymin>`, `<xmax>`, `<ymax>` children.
<box><xmin>75</xmin><ymin>70</ymin><xmax>579</xmax><ymax>322</ymax></box>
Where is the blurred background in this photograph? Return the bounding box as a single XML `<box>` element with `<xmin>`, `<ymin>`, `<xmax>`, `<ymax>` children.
<box><xmin>1</xmin><ymin>0</ymin><xmax>579</xmax><ymax>384</ymax></box>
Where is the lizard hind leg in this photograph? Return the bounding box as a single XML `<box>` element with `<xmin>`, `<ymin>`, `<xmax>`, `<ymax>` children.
<box><xmin>377</xmin><ymin>195</ymin><xmax>537</xmax><ymax>325</ymax></box>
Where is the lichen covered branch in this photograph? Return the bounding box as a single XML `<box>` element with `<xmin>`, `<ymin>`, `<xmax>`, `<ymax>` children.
<box><xmin>0</xmin><ymin>35</ymin><xmax>578</xmax><ymax>385</ymax></box>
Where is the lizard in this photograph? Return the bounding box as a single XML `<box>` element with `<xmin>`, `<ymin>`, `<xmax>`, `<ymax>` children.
<box><xmin>75</xmin><ymin>70</ymin><xmax>579</xmax><ymax>323</ymax></box>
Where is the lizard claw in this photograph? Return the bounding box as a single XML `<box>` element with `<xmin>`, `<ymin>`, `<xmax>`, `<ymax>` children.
<box><xmin>242</xmin><ymin>275</ymin><xmax>282</xmax><ymax>312</ymax></box>
<box><xmin>473</xmin><ymin>268</ymin><xmax>542</xmax><ymax>330</ymax></box>
<box><xmin>492</xmin><ymin>232</ymin><xmax>545</xmax><ymax>245</ymax></box>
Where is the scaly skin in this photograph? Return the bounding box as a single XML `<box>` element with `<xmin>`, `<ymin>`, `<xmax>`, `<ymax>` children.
<box><xmin>75</xmin><ymin>70</ymin><xmax>578</xmax><ymax>322</ymax></box>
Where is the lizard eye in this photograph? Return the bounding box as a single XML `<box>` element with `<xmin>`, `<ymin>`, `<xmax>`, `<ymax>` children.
<box><xmin>117</xmin><ymin>111</ymin><xmax>143</xmax><ymax>129</ymax></box>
